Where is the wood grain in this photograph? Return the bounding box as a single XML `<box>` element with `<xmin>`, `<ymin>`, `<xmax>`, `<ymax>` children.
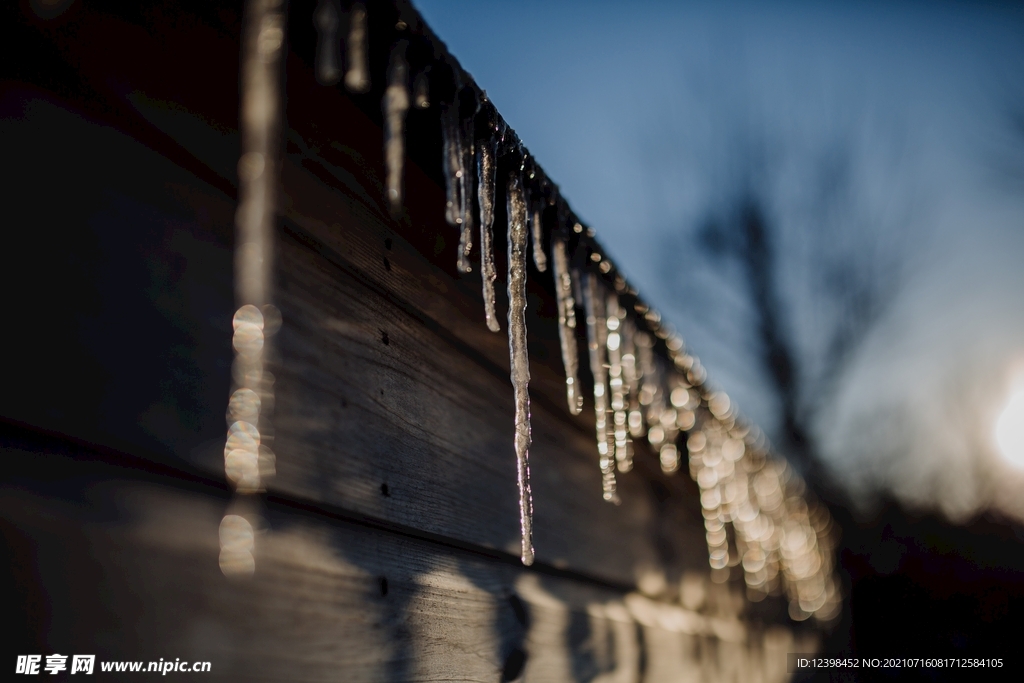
<box><xmin>0</xmin><ymin>6</ymin><xmax>815</xmax><ymax>682</ymax></box>
<box><xmin>1</xmin><ymin>11</ymin><xmax>710</xmax><ymax>588</ymax></box>
<box><xmin>0</xmin><ymin>455</ymin><xmax>810</xmax><ymax>683</ymax></box>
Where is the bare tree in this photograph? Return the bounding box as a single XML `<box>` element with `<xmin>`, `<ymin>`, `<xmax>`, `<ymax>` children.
<box><xmin>685</xmin><ymin>138</ymin><xmax>912</xmax><ymax>494</ymax></box>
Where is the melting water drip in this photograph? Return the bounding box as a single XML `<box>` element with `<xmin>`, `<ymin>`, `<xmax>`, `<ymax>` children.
<box><xmin>225</xmin><ymin>0</ymin><xmax>287</xmax><ymax>578</ymax></box>
<box><xmin>606</xmin><ymin>294</ymin><xmax>632</xmax><ymax>472</ymax></box>
<box><xmin>344</xmin><ymin>2</ymin><xmax>370</xmax><ymax>92</ymax></box>
<box><xmin>506</xmin><ymin>167</ymin><xmax>535</xmax><ymax>565</ymax></box>
<box><xmin>383</xmin><ymin>42</ymin><xmax>409</xmax><ymax>217</ymax></box>
<box><xmin>476</xmin><ymin>130</ymin><xmax>499</xmax><ymax>331</ymax></box>
<box><xmin>583</xmin><ymin>271</ymin><xmax>619</xmax><ymax>504</ymax></box>
<box><xmin>313</xmin><ymin>0</ymin><xmax>340</xmax><ymax>85</ymax></box>
<box><xmin>550</xmin><ymin>236</ymin><xmax>582</xmax><ymax>414</ymax></box>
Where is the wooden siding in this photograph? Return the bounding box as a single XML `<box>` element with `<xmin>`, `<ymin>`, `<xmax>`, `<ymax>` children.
<box><xmin>0</xmin><ymin>1</ymin><xmax>810</xmax><ymax>679</ymax></box>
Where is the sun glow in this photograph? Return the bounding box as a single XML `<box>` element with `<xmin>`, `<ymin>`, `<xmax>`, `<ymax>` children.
<box><xmin>995</xmin><ymin>390</ymin><xmax>1024</xmax><ymax>468</ymax></box>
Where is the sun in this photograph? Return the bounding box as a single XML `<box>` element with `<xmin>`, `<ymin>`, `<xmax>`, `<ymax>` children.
<box><xmin>995</xmin><ymin>390</ymin><xmax>1024</xmax><ymax>468</ymax></box>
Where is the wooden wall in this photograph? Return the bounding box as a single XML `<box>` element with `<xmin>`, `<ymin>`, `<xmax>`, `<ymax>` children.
<box><xmin>0</xmin><ymin>1</ymin><xmax>814</xmax><ymax>680</ymax></box>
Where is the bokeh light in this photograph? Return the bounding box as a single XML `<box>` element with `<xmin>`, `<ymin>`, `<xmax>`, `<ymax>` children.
<box><xmin>995</xmin><ymin>389</ymin><xmax>1024</xmax><ymax>468</ymax></box>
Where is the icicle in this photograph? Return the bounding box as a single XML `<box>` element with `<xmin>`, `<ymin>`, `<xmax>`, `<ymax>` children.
<box><xmin>314</xmin><ymin>0</ymin><xmax>340</xmax><ymax>85</ymax></box>
<box><xmin>583</xmin><ymin>271</ymin><xmax>619</xmax><ymax>503</ymax></box>
<box><xmin>550</xmin><ymin>235</ymin><xmax>582</xmax><ymax>414</ymax></box>
<box><xmin>441</xmin><ymin>90</ymin><xmax>474</xmax><ymax>273</ymax></box>
<box><xmin>636</xmin><ymin>331</ymin><xmax>656</xmax><ymax>430</ymax></box>
<box><xmin>456</xmin><ymin>93</ymin><xmax>478</xmax><ymax>274</ymax></box>
<box><xmin>639</xmin><ymin>334</ymin><xmax>664</xmax><ymax>431</ymax></box>
<box><xmin>476</xmin><ymin>124</ymin><xmax>499</xmax><ymax>331</ymax></box>
<box><xmin>413</xmin><ymin>68</ymin><xmax>430</xmax><ymax>109</ymax></box>
<box><xmin>441</xmin><ymin>98</ymin><xmax>462</xmax><ymax>227</ymax></box>
<box><xmin>623</xmin><ymin>317</ymin><xmax>645</xmax><ymax>439</ymax></box>
<box><xmin>344</xmin><ymin>2</ymin><xmax>369</xmax><ymax>92</ymax></box>
<box><xmin>225</xmin><ymin>0</ymin><xmax>287</xmax><ymax>577</ymax></box>
<box><xmin>383</xmin><ymin>42</ymin><xmax>409</xmax><ymax>218</ymax></box>
<box><xmin>529</xmin><ymin>191</ymin><xmax>548</xmax><ymax>272</ymax></box>
<box><xmin>606</xmin><ymin>293</ymin><xmax>632</xmax><ymax>472</ymax></box>
<box><xmin>506</xmin><ymin>166</ymin><xmax>535</xmax><ymax>566</ymax></box>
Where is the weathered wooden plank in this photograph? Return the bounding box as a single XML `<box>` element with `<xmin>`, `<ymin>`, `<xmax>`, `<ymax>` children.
<box><xmin>1</xmin><ymin>7</ymin><xmax>812</xmax><ymax>679</ymax></box>
<box><xmin>270</xmin><ymin>227</ymin><xmax>674</xmax><ymax>583</ymax></box>
<box><xmin>0</xmin><ymin>447</ymin><xmax>810</xmax><ymax>683</ymax></box>
<box><xmin>1</xmin><ymin>50</ymin><xmax>709</xmax><ymax>588</ymax></box>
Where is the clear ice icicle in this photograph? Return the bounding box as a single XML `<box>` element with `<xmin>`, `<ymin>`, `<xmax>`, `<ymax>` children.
<box><xmin>457</xmin><ymin>100</ymin><xmax>477</xmax><ymax>274</ymax></box>
<box><xmin>441</xmin><ymin>93</ymin><xmax>474</xmax><ymax>272</ymax></box>
<box><xmin>506</xmin><ymin>167</ymin><xmax>535</xmax><ymax>565</ymax></box>
<box><xmin>583</xmin><ymin>271</ymin><xmax>619</xmax><ymax>503</ymax></box>
<box><xmin>383</xmin><ymin>42</ymin><xmax>409</xmax><ymax>217</ymax></box>
<box><xmin>606</xmin><ymin>293</ymin><xmax>632</xmax><ymax>472</ymax></box>
<box><xmin>441</xmin><ymin>97</ymin><xmax>463</xmax><ymax>227</ymax></box>
<box><xmin>344</xmin><ymin>3</ymin><xmax>369</xmax><ymax>93</ymax></box>
<box><xmin>477</xmin><ymin>134</ymin><xmax>499</xmax><ymax>331</ymax></box>
<box><xmin>550</xmin><ymin>235</ymin><xmax>582</xmax><ymax>414</ymax></box>
<box><xmin>622</xmin><ymin>317</ymin><xmax>644</xmax><ymax>439</ymax></box>
<box><xmin>313</xmin><ymin>0</ymin><xmax>340</xmax><ymax>85</ymax></box>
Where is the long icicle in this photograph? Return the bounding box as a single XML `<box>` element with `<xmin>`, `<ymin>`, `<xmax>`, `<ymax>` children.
<box><xmin>623</xmin><ymin>316</ymin><xmax>644</xmax><ymax>440</ymax></box>
<box><xmin>441</xmin><ymin>93</ymin><xmax>465</xmax><ymax>233</ymax></box>
<box><xmin>507</xmin><ymin>165</ymin><xmax>535</xmax><ymax>565</ymax></box>
<box><xmin>606</xmin><ymin>293</ymin><xmax>632</xmax><ymax>472</ymax></box>
<box><xmin>344</xmin><ymin>2</ymin><xmax>369</xmax><ymax>92</ymax></box>
<box><xmin>583</xmin><ymin>271</ymin><xmax>619</xmax><ymax>503</ymax></box>
<box><xmin>477</xmin><ymin>129</ymin><xmax>499</xmax><ymax>331</ymax></box>
<box><xmin>551</xmin><ymin>235</ymin><xmax>582</xmax><ymax>414</ymax></box>
<box><xmin>313</xmin><ymin>0</ymin><xmax>340</xmax><ymax>85</ymax></box>
<box><xmin>382</xmin><ymin>41</ymin><xmax>409</xmax><ymax>218</ymax></box>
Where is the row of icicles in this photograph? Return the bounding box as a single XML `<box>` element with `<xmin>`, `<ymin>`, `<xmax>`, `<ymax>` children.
<box><xmin>292</xmin><ymin>0</ymin><xmax>840</xmax><ymax>621</ymax></box>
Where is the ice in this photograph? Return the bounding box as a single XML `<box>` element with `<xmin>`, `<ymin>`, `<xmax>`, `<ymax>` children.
<box><xmin>441</xmin><ymin>97</ymin><xmax>464</xmax><ymax>230</ymax></box>
<box><xmin>344</xmin><ymin>2</ymin><xmax>369</xmax><ymax>92</ymax></box>
<box><xmin>606</xmin><ymin>294</ymin><xmax>633</xmax><ymax>472</ymax></box>
<box><xmin>530</xmin><ymin>192</ymin><xmax>548</xmax><ymax>272</ymax></box>
<box><xmin>313</xmin><ymin>0</ymin><xmax>340</xmax><ymax>85</ymax></box>
<box><xmin>476</xmin><ymin>119</ymin><xmax>499</xmax><ymax>331</ymax></box>
<box><xmin>383</xmin><ymin>42</ymin><xmax>409</xmax><ymax>217</ymax></box>
<box><xmin>413</xmin><ymin>68</ymin><xmax>430</xmax><ymax>109</ymax></box>
<box><xmin>583</xmin><ymin>271</ymin><xmax>619</xmax><ymax>503</ymax></box>
<box><xmin>550</xmin><ymin>235</ymin><xmax>583</xmax><ymax>414</ymax></box>
<box><xmin>506</xmin><ymin>166</ymin><xmax>535</xmax><ymax>565</ymax></box>
<box><xmin>441</xmin><ymin>89</ymin><xmax>477</xmax><ymax>274</ymax></box>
